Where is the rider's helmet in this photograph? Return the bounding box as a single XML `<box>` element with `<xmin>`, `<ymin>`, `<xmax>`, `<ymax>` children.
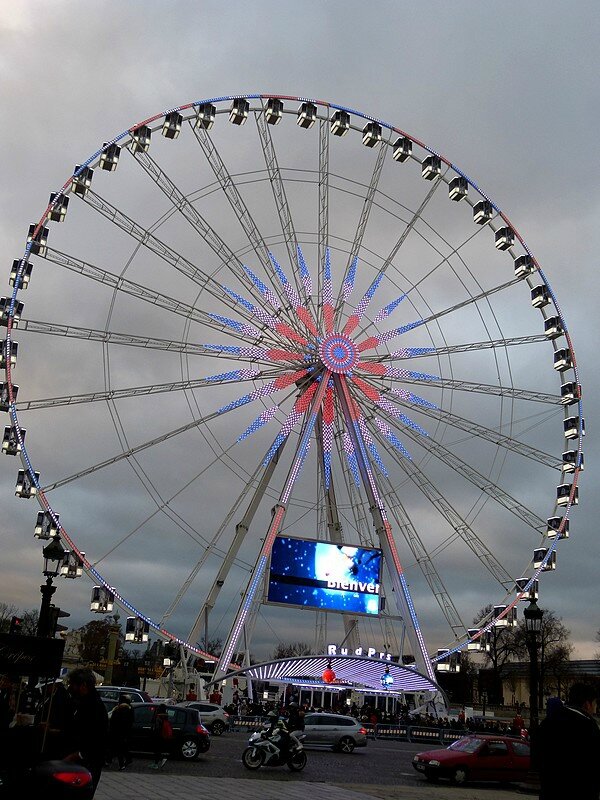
<box><xmin>276</xmin><ymin>720</ymin><xmax>287</xmax><ymax>729</ymax></box>
<box><xmin>267</xmin><ymin>710</ymin><xmax>278</xmax><ymax>718</ymax></box>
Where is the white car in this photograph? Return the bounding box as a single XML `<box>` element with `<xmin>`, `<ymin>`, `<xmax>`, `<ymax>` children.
<box><xmin>177</xmin><ymin>701</ymin><xmax>230</xmax><ymax>735</ymax></box>
<box><xmin>302</xmin><ymin>712</ymin><xmax>368</xmax><ymax>753</ymax></box>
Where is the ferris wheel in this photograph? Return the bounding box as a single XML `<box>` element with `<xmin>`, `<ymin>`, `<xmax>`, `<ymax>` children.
<box><xmin>2</xmin><ymin>94</ymin><xmax>583</xmax><ymax>676</ymax></box>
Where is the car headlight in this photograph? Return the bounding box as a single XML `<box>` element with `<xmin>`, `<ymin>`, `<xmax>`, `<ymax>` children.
<box><xmin>429</xmin><ymin>760</ymin><xmax>440</xmax><ymax>767</ymax></box>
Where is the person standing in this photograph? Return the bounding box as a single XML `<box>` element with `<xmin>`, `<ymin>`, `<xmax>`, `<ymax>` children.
<box><xmin>64</xmin><ymin>668</ymin><xmax>109</xmax><ymax>797</ymax></box>
<box><xmin>536</xmin><ymin>682</ymin><xmax>600</xmax><ymax>800</ymax></box>
<box><xmin>108</xmin><ymin>693</ymin><xmax>134</xmax><ymax>770</ymax></box>
<box><xmin>150</xmin><ymin>703</ymin><xmax>171</xmax><ymax>769</ymax></box>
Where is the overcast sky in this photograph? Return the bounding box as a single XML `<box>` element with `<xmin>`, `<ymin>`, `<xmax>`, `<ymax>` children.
<box><xmin>1</xmin><ymin>1</ymin><xmax>598</xmax><ymax>664</ymax></box>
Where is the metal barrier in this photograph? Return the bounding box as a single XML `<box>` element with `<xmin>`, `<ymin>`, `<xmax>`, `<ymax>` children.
<box><xmin>230</xmin><ymin>715</ymin><xmax>269</xmax><ymax>732</ymax></box>
<box><xmin>373</xmin><ymin>724</ymin><xmax>468</xmax><ymax>744</ymax></box>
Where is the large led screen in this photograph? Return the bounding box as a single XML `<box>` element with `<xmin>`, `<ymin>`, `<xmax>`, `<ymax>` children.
<box><xmin>267</xmin><ymin>536</ymin><xmax>382</xmax><ymax>615</ymax></box>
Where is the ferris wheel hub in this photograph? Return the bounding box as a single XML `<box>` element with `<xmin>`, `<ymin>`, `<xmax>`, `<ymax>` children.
<box><xmin>319</xmin><ymin>334</ymin><xmax>359</xmax><ymax>374</ymax></box>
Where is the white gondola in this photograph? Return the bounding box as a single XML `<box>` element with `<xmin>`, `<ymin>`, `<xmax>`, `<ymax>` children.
<box><xmin>514</xmin><ymin>254</ymin><xmax>534</xmax><ymax>278</ymax></box>
<box><xmin>547</xmin><ymin>516</ymin><xmax>569</xmax><ymax>539</ymax></box>
<box><xmin>435</xmin><ymin>648</ymin><xmax>451</xmax><ymax>671</ymax></box>
<box><xmin>27</xmin><ymin>223</ymin><xmax>49</xmax><ymax>255</ymax></box>
<box><xmin>467</xmin><ymin>628</ymin><xmax>484</xmax><ymax>651</ymax></box>
<box><xmin>422</xmin><ymin>154</ymin><xmax>441</xmax><ymax>180</ymax></box>
<box><xmin>493</xmin><ymin>605</ymin><xmax>517</xmax><ymax>626</ymax></box>
<box><xmin>195</xmin><ymin>103</ymin><xmax>216</xmax><ymax>130</ymax></box>
<box><xmin>557</xmin><ymin>483</ymin><xmax>578</xmax><ymax>506</ymax></box>
<box><xmin>564</xmin><ymin>415</ymin><xmax>584</xmax><ymax>439</ymax></box>
<box><xmin>125</xmin><ymin>616</ymin><xmax>150</xmax><ymax>643</ymax></box>
<box><xmin>562</xmin><ymin>450</ymin><xmax>583</xmax><ymax>473</ymax></box>
<box><xmin>99</xmin><ymin>142</ymin><xmax>121</xmax><ymax>171</ymax></box>
<box><xmin>544</xmin><ymin>316</ymin><xmax>563</xmax><ymax>339</ymax></box>
<box><xmin>15</xmin><ymin>468</ymin><xmax>39</xmax><ymax>498</ymax></box>
<box><xmin>162</xmin><ymin>111</ymin><xmax>182</xmax><ymax>139</ymax></box>
<box><xmin>2</xmin><ymin>425</ymin><xmax>23</xmax><ymax>456</ymax></box>
<box><xmin>330</xmin><ymin>109</ymin><xmax>350</xmax><ymax>136</ymax></box>
<box><xmin>130</xmin><ymin>125</ymin><xmax>151</xmax><ymax>153</ymax></box>
<box><xmin>0</xmin><ymin>340</ymin><xmax>18</xmax><ymax>369</ymax></box>
<box><xmin>560</xmin><ymin>382</ymin><xmax>579</xmax><ymax>405</ymax></box>
<box><xmin>229</xmin><ymin>98</ymin><xmax>249</xmax><ymax>125</ymax></box>
<box><xmin>61</xmin><ymin>550</ymin><xmax>84</xmax><ymax>578</ymax></box>
<box><xmin>48</xmin><ymin>192</ymin><xmax>69</xmax><ymax>222</ymax></box>
<box><xmin>531</xmin><ymin>285</ymin><xmax>549</xmax><ymax>308</ymax></box>
<box><xmin>448</xmin><ymin>176</ymin><xmax>468</xmax><ymax>201</ymax></box>
<box><xmin>553</xmin><ymin>348</ymin><xmax>572</xmax><ymax>371</ymax></box>
<box><xmin>473</xmin><ymin>200</ymin><xmax>493</xmax><ymax>224</ymax></box>
<box><xmin>297</xmin><ymin>101</ymin><xmax>317</xmax><ymax>129</ymax></box>
<box><xmin>0</xmin><ymin>298</ymin><xmax>23</xmax><ymax>328</ymax></box>
<box><xmin>0</xmin><ymin>382</ymin><xmax>17</xmax><ymax>412</ymax></box>
<box><xmin>534</xmin><ymin>548</ymin><xmax>556</xmax><ymax>571</ymax></box>
<box><xmin>495</xmin><ymin>226</ymin><xmax>514</xmax><ymax>250</ymax></box>
<box><xmin>515</xmin><ymin>578</ymin><xmax>539</xmax><ymax>600</ymax></box>
<box><xmin>35</xmin><ymin>510</ymin><xmax>60</xmax><ymax>540</ymax></box>
<box><xmin>10</xmin><ymin>260</ymin><xmax>33</xmax><ymax>290</ymax></box>
<box><xmin>362</xmin><ymin>121</ymin><xmax>382</xmax><ymax>148</ymax></box>
<box><xmin>392</xmin><ymin>136</ymin><xmax>412</xmax><ymax>162</ymax></box>
<box><xmin>90</xmin><ymin>586</ymin><xmax>115</xmax><ymax>613</ymax></box>
<box><xmin>266</xmin><ymin>97</ymin><xmax>283</xmax><ymax>125</ymax></box>
<box><xmin>71</xmin><ymin>166</ymin><xmax>93</xmax><ymax>197</ymax></box>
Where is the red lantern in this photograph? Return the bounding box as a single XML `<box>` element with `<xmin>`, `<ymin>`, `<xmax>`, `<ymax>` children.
<box><xmin>322</xmin><ymin>659</ymin><xmax>336</xmax><ymax>684</ymax></box>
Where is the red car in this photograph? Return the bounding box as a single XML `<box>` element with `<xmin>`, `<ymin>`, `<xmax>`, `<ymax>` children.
<box><xmin>412</xmin><ymin>734</ymin><xmax>530</xmax><ymax>785</ymax></box>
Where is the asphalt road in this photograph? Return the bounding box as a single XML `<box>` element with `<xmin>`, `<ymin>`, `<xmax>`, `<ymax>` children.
<box><xmin>108</xmin><ymin>730</ymin><xmax>518</xmax><ymax>794</ymax></box>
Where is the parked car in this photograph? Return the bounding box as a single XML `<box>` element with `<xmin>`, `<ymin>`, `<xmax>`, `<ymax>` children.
<box><xmin>301</xmin><ymin>712</ymin><xmax>368</xmax><ymax>753</ymax></box>
<box><xmin>412</xmin><ymin>734</ymin><xmax>530</xmax><ymax>785</ymax></box>
<box><xmin>109</xmin><ymin>702</ymin><xmax>210</xmax><ymax>760</ymax></box>
<box><xmin>96</xmin><ymin>686</ymin><xmax>153</xmax><ymax>713</ymax></box>
<box><xmin>176</xmin><ymin>701</ymin><xmax>230</xmax><ymax>735</ymax></box>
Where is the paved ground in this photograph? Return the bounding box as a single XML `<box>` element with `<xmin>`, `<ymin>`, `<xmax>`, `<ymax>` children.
<box><xmin>96</xmin><ymin>773</ymin><xmax>529</xmax><ymax>800</ymax></box>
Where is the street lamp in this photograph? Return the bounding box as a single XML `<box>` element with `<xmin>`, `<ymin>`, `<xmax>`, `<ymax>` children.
<box><xmin>37</xmin><ymin>538</ymin><xmax>66</xmax><ymax>638</ymax></box>
<box><xmin>523</xmin><ymin>597</ymin><xmax>544</xmax><ymax>733</ymax></box>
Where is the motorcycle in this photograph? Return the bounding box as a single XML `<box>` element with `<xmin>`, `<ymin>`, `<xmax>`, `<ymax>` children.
<box><xmin>242</xmin><ymin>726</ymin><xmax>307</xmax><ymax>771</ymax></box>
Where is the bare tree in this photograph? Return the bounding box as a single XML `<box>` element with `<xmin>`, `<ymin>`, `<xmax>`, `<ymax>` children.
<box><xmin>512</xmin><ymin>609</ymin><xmax>572</xmax><ymax>704</ymax></box>
<box><xmin>272</xmin><ymin>641</ymin><xmax>313</xmax><ymax>660</ymax></box>
<box><xmin>473</xmin><ymin>604</ymin><xmax>518</xmax><ymax>703</ymax></box>
<box><xmin>0</xmin><ymin>601</ymin><xmax>19</xmax><ymax>633</ymax></box>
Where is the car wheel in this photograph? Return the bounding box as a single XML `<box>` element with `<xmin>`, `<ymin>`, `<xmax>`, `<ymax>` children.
<box><xmin>337</xmin><ymin>736</ymin><xmax>355</xmax><ymax>754</ymax></box>
<box><xmin>211</xmin><ymin>720</ymin><xmax>225</xmax><ymax>736</ymax></box>
<box><xmin>452</xmin><ymin>766</ymin><xmax>468</xmax><ymax>785</ymax></box>
<box><xmin>179</xmin><ymin>737</ymin><xmax>200</xmax><ymax>760</ymax></box>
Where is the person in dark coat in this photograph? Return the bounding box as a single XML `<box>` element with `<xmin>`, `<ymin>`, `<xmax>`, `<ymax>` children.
<box><xmin>150</xmin><ymin>704</ymin><xmax>170</xmax><ymax>769</ymax></box>
<box><xmin>108</xmin><ymin>693</ymin><xmax>134</xmax><ymax>770</ymax></box>
<box><xmin>64</xmin><ymin>668</ymin><xmax>109</xmax><ymax>797</ymax></box>
<box><xmin>536</xmin><ymin>682</ymin><xmax>600</xmax><ymax>800</ymax></box>
<box><xmin>35</xmin><ymin>679</ymin><xmax>74</xmax><ymax>759</ymax></box>
<box><xmin>286</xmin><ymin>702</ymin><xmax>305</xmax><ymax>734</ymax></box>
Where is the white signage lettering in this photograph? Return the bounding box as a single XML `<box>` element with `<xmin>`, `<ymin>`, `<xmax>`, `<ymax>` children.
<box><xmin>326</xmin><ymin>579</ymin><xmax>380</xmax><ymax>594</ymax></box>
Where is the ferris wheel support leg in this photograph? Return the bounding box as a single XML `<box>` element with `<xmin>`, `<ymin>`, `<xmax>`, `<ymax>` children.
<box><xmin>215</xmin><ymin>371</ymin><xmax>333</xmax><ymax>680</ymax></box>
<box><xmin>333</xmin><ymin>375</ymin><xmax>435</xmax><ymax>682</ymax></box>
<box><xmin>186</xmin><ymin>442</ymin><xmax>285</xmax><ymax>651</ymax></box>
<box><xmin>315</xmin><ymin>414</ymin><xmax>360</xmax><ymax>651</ymax></box>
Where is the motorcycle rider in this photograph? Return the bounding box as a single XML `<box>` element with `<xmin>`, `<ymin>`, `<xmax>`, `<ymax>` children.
<box><xmin>270</xmin><ymin>719</ymin><xmax>292</xmax><ymax>761</ymax></box>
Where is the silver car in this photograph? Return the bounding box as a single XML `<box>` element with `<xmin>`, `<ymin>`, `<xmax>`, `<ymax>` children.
<box><xmin>177</xmin><ymin>701</ymin><xmax>230</xmax><ymax>735</ymax></box>
<box><xmin>302</xmin><ymin>712</ymin><xmax>368</xmax><ymax>753</ymax></box>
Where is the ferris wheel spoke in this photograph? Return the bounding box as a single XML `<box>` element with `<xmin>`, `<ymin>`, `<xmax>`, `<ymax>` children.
<box><xmin>16</xmin><ymin>371</ymin><xmax>280</xmax><ymax>412</ymax></box>
<box><xmin>254</xmin><ymin>108</ymin><xmax>306</xmax><ymax>303</ymax></box>
<box><xmin>332</xmin><ymin>417</ymin><xmax>374</xmax><ymax>548</ymax></box>
<box><xmin>373</xmin><ymin>333</ymin><xmax>548</xmax><ymax>362</ymax></box>
<box><xmin>317</xmin><ymin>117</ymin><xmax>330</xmax><ymax>323</ymax></box>
<box><xmin>189</xmin><ymin>122</ymin><xmax>294</xmax><ymax>318</ymax></box>
<box><xmin>334</xmin><ymin>135</ymin><xmax>389</xmax><ymax>322</ymax></box>
<box><xmin>372</xmin><ymin>400</ymin><xmax>547</xmax><ymax>534</ymax></box>
<box><xmin>380</xmin><ymin>475</ymin><xmax>466</xmax><ymax>635</ymax></box>
<box><xmin>17</xmin><ymin>317</ymin><xmax>284</xmax><ymax>355</ymax></box>
<box><xmin>127</xmin><ymin>148</ymin><xmax>276</xmax><ymax>311</ymax></box>
<box><xmin>363</xmin><ymin>414</ymin><xmax>515</xmax><ymax>589</ymax></box>
<box><xmin>78</xmin><ymin>188</ymin><xmax>292</xmax><ymax>347</ymax></box>
<box><xmin>370</xmin><ymin>371</ymin><xmax>560</xmax><ymax>405</ymax></box>
<box><xmin>368</xmin><ymin>382</ymin><xmax>561</xmax><ymax>468</ymax></box>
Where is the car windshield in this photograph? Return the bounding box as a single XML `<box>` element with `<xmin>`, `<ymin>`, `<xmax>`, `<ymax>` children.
<box><xmin>448</xmin><ymin>737</ymin><xmax>484</xmax><ymax>753</ymax></box>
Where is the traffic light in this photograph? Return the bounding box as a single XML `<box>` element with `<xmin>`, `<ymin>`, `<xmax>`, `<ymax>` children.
<box><xmin>48</xmin><ymin>605</ymin><xmax>70</xmax><ymax>636</ymax></box>
<box><xmin>9</xmin><ymin>616</ymin><xmax>23</xmax><ymax>635</ymax></box>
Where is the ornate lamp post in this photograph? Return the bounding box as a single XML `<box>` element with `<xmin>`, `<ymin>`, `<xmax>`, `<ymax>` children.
<box><xmin>37</xmin><ymin>538</ymin><xmax>66</xmax><ymax>638</ymax></box>
<box><xmin>523</xmin><ymin>598</ymin><xmax>544</xmax><ymax>733</ymax></box>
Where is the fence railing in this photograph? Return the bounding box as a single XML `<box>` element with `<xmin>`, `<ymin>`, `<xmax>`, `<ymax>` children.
<box><xmin>229</xmin><ymin>715</ymin><xmax>474</xmax><ymax>744</ymax></box>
